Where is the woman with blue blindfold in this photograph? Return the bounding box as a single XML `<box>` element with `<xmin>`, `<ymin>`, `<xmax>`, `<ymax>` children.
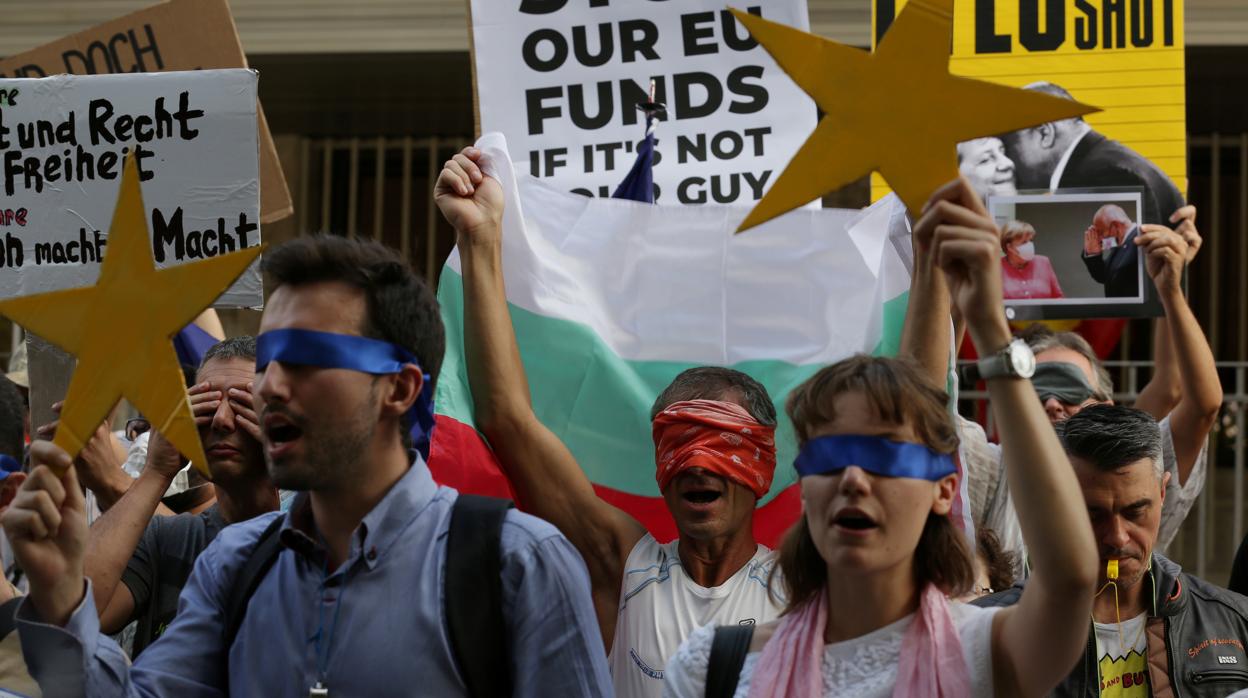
<box><xmin>665</xmin><ymin>179</ymin><xmax>1098</xmax><ymax>698</ymax></box>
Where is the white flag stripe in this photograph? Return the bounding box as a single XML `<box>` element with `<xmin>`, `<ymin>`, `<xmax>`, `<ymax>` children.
<box><xmin>446</xmin><ymin>133</ymin><xmax>910</xmax><ymax>366</ymax></box>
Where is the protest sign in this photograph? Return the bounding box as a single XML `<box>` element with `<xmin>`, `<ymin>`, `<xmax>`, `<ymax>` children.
<box><xmin>469</xmin><ymin>0</ymin><xmax>815</xmax><ymax>205</ymax></box>
<box><xmin>0</xmin><ymin>69</ymin><xmax>262</xmax><ymax>307</ymax></box>
<box><xmin>872</xmin><ymin>0</ymin><xmax>1187</xmax><ymax>226</ymax></box>
<box><xmin>0</xmin><ymin>0</ymin><xmax>293</xmax><ymax>224</ymax></box>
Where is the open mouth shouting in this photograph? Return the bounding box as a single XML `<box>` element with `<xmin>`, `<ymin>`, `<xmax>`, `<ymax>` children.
<box><xmin>675</xmin><ymin>473</ymin><xmax>727</xmax><ymax>512</ymax></box>
<box><xmin>262</xmin><ymin>410</ymin><xmax>305</xmax><ymax>458</ymax></box>
<box><xmin>832</xmin><ymin>507</ymin><xmax>880</xmax><ymax>536</ymax></box>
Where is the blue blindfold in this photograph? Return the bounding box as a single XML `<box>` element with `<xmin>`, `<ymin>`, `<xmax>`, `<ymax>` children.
<box><xmin>256</xmin><ymin>329</ymin><xmax>436</xmax><ymax>459</ymax></box>
<box><xmin>0</xmin><ymin>454</ymin><xmax>20</xmax><ymax>481</ymax></box>
<box><xmin>794</xmin><ymin>435</ymin><xmax>956</xmax><ymax>481</ymax></box>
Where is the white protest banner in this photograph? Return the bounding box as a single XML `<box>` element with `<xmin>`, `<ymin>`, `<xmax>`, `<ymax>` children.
<box><xmin>470</xmin><ymin>0</ymin><xmax>815</xmax><ymax>205</ymax></box>
<box><xmin>0</xmin><ymin>0</ymin><xmax>293</xmax><ymax>224</ymax></box>
<box><xmin>0</xmin><ymin>69</ymin><xmax>261</xmax><ymax>307</ymax></box>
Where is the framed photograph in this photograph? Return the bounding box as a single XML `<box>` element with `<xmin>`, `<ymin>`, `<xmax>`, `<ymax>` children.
<box><xmin>986</xmin><ymin>189</ymin><xmax>1161</xmax><ymax>320</ymax></box>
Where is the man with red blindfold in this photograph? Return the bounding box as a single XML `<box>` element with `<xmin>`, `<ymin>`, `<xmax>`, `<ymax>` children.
<box><xmin>437</xmin><ymin>147</ymin><xmax>784</xmax><ymax>698</ymax></box>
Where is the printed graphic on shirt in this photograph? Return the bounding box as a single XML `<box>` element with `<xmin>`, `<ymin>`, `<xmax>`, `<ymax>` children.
<box><xmin>1098</xmin><ymin>648</ymin><xmax>1150</xmax><ymax>697</ymax></box>
<box><xmin>1095</xmin><ymin>613</ymin><xmax>1150</xmax><ymax>698</ymax></box>
<box><xmin>629</xmin><ymin>648</ymin><xmax>664</xmax><ymax>680</ymax></box>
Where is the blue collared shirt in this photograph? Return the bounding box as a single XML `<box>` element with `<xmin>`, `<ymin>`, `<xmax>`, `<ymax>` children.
<box><xmin>16</xmin><ymin>458</ymin><xmax>612</xmax><ymax>697</ymax></box>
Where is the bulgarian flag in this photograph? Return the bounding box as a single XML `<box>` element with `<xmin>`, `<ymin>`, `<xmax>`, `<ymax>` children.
<box><xmin>428</xmin><ymin>133</ymin><xmax>972</xmax><ymax>547</ymax></box>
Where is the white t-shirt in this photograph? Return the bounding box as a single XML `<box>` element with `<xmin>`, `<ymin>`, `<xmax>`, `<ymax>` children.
<box><xmin>959</xmin><ymin>413</ymin><xmax>1206</xmax><ymax>563</ymax></box>
<box><xmin>1094</xmin><ymin>612</ymin><xmax>1151</xmax><ymax>697</ymax></box>
<box><xmin>662</xmin><ymin>601</ymin><xmax>1001</xmax><ymax>698</ymax></box>
<box><xmin>609</xmin><ymin>534</ymin><xmax>783</xmax><ymax>698</ymax></box>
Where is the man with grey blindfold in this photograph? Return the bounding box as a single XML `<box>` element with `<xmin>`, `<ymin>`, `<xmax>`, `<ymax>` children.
<box><xmin>903</xmin><ymin>191</ymin><xmax>1219</xmax><ymax>565</ymax></box>
<box><xmin>1030</xmin><ymin>359</ymin><xmax>1103</xmax><ymax>410</ymax></box>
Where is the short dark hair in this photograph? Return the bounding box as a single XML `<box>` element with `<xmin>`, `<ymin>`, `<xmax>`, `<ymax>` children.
<box><xmin>261</xmin><ymin>234</ymin><xmax>445</xmax><ymax>393</ymax></box>
<box><xmin>200</xmin><ymin>335</ymin><xmax>256</xmax><ymax>371</ymax></box>
<box><xmin>650</xmin><ymin>367</ymin><xmax>776</xmax><ymax>426</ymax></box>
<box><xmin>0</xmin><ymin>375</ymin><xmax>23</xmax><ymax>459</ymax></box>
<box><xmin>1056</xmin><ymin>404</ymin><xmax>1163</xmax><ymax>478</ymax></box>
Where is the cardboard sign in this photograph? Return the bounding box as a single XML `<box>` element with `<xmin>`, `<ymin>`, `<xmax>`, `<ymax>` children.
<box><xmin>0</xmin><ymin>70</ymin><xmax>262</xmax><ymax>307</ymax></box>
<box><xmin>469</xmin><ymin>0</ymin><xmax>815</xmax><ymax>205</ymax></box>
<box><xmin>872</xmin><ymin>0</ymin><xmax>1186</xmax><ymax>226</ymax></box>
<box><xmin>0</xmin><ymin>0</ymin><xmax>293</xmax><ymax>224</ymax></box>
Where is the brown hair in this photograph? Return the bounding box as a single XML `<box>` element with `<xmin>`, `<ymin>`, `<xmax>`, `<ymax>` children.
<box><xmin>774</xmin><ymin>355</ymin><xmax>975</xmax><ymax>610</ymax></box>
<box><xmin>975</xmin><ymin>528</ymin><xmax>1018</xmax><ymax>593</ymax></box>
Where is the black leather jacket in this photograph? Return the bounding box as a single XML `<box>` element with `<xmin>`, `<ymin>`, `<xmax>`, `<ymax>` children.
<box><xmin>974</xmin><ymin>554</ymin><xmax>1248</xmax><ymax>697</ymax></box>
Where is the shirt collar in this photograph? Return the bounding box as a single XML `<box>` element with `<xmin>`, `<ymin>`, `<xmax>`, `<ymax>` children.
<box><xmin>279</xmin><ymin>451</ymin><xmax>439</xmax><ymax>570</ymax></box>
<box><xmin>1049</xmin><ymin>121</ymin><xmax>1092</xmax><ymax>192</ymax></box>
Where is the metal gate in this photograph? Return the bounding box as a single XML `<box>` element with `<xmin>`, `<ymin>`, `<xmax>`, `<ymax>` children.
<box><xmin>294</xmin><ymin>136</ymin><xmax>473</xmax><ymax>284</ymax></box>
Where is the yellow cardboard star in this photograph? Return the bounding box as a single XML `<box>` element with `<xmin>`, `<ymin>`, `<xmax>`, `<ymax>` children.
<box><xmin>732</xmin><ymin>1</ymin><xmax>1100</xmax><ymax>230</ymax></box>
<box><xmin>0</xmin><ymin>154</ymin><xmax>263</xmax><ymax>476</ymax></box>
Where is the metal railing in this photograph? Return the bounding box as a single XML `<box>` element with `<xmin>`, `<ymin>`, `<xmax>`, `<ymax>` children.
<box><xmin>958</xmin><ymin>359</ymin><xmax>1248</xmax><ymax>584</ymax></box>
<box><xmin>295</xmin><ymin>136</ymin><xmax>474</xmax><ymax>283</ymax></box>
<box><xmin>1185</xmin><ymin>135</ymin><xmax>1248</xmax><ymax>364</ymax></box>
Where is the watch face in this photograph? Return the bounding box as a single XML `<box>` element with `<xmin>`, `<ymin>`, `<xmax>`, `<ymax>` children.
<box><xmin>1009</xmin><ymin>341</ymin><xmax>1036</xmax><ymax>378</ymax></box>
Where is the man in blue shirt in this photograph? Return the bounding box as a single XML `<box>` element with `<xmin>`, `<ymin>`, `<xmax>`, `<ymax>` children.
<box><xmin>2</xmin><ymin>234</ymin><xmax>611</xmax><ymax>697</ymax></box>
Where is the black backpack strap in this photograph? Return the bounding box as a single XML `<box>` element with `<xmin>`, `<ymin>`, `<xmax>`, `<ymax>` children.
<box><xmin>445</xmin><ymin>494</ymin><xmax>513</xmax><ymax>698</ymax></box>
<box><xmin>0</xmin><ymin>596</ymin><xmax>21</xmax><ymax>641</ymax></box>
<box><xmin>223</xmin><ymin>514</ymin><xmax>286</xmax><ymax>648</ymax></box>
<box><xmin>706</xmin><ymin>624</ymin><xmax>755</xmax><ymax>698</ymax></box>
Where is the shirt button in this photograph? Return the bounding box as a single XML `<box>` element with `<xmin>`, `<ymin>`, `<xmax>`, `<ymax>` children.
<box><xmin>367</xmin><ymin>547</ymin><xmax>377</xmax><ymax>561</ymax></box>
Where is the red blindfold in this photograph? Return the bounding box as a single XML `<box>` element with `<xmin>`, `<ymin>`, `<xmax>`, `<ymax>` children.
<box><xmin>653</xmin><ymin>399</ymin><xmax>777</xmax><ymax>499</ymax></box>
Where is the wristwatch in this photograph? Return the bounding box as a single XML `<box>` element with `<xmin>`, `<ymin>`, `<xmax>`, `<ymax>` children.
<box><xmin>977</xmin><ymin>338</ymin><xmax>1036</xmax><ymax>380</ymax></box>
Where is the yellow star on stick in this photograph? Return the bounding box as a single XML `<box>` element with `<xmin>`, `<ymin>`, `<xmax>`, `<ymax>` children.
<box><xmin>732</xmin><ymin>0</ymin><xmax>1100</xmax><ymax>231</ymax></box>
<box><xmin>0</xmin><ymin>154</ymin><xmax>263</xmax><ymax>476</ymax></box>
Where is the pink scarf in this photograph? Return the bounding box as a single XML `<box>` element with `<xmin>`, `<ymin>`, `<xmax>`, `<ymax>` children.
<box><xmin>746</xmin><ymin>584</ymin><xmax>971</xmax><ymax>698</ymax></box>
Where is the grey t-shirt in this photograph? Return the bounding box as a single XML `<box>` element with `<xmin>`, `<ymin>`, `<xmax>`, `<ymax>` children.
<box><xmin>121</xmin><ymin>505</ymin><xmax>226</xmax><ymax>657</ymax></box>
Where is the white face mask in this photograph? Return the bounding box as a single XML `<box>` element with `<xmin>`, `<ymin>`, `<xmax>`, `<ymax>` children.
<box><xmin>1015</xmin><ymin>241</ymin><xmax>1036</xmax><ymax>261</ymax></box>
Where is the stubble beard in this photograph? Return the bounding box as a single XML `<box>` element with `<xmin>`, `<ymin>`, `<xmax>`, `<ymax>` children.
<box><xmin>267</xmin><ymin>397</ymin><xmax>380</xmax><ymax>493</ymax></box>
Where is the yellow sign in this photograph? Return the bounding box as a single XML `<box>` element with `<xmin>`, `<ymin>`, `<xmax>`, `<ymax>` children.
<box><xmin>872</xmin><ymin>0</ymin><xmax>1186</xmax><ymax>211</ymax></box>
<box><xmin>0</xmin><ymin>155</ymin><xmax>263</xmax><ymax>475</ymax></box>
